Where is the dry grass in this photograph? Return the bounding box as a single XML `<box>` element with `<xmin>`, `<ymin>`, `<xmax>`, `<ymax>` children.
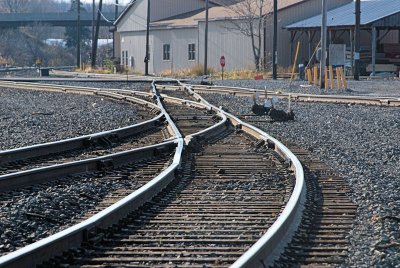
<box><xmin>0</xmin><ymin>56</ymin><xmax>14</xmax><ymax>66</ymax></box>
<box><xmin>161</xmin><ymin>65</ymin><xmax>295</xmax><ymax>80</ymax></box>
<box><xmin>78</xmin><ymin>66</ymin><xmax>113</xmax><ymax>74</ymax></box>
<box><xmin>161</xmin><ymin>64</ymin><xmax>215</xmax><ymax>77</ymax></box>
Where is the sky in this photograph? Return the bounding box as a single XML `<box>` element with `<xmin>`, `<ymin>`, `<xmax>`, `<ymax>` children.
<box><xmin>58</xmin><ymin>0</ymin><xmax>131</xmax><ymax>4</ymax></box>
<box><xmin>79</xmin><ymin>0</ymin><xmax>131</xmax><ymax>4</ymax></box>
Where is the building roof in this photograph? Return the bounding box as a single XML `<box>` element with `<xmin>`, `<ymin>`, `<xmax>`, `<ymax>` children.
<box><xmin>151</xmin><ymin>0</ymin><xmax>307</xmax><ymax>29</ymax></box>
<box><xmin>285</xmin><ymin>0</ymin><xmax>400</xmax><ymax>30</ymax></box>
<box><xmin>114</xmin><ymin>0</ymin><xmax>224</xmax><ymax>26</ymax></box>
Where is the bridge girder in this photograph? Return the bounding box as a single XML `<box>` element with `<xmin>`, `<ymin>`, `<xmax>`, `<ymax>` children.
<box><xmin>0</xmin><ymin>12</ymin><xmax>115</xmax><ymax>28</ymax></box>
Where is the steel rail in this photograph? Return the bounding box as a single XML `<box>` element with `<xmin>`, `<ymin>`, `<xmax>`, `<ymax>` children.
<box><xmin>0</xmin><ymin>113</ymin><xmax>163</xmax><ymax>165</ymax></box>
<box><xmin>0</xmin><ymin>140</ymin><xmax>174</xmax><ymax>193</ymax></box>
<box><xmin>0</xmin><ymin>81</ymin><xmax>160</xmax><ymax>109</ymax></box>
<box><xmin>183</xmin><ymin>83</ymin><xmax>306</xmax><ymax>267</ymax></box>
<box><xmin>0</xmin><ymin>141</ymin><xmax>179</xmax><ymax>268</ymax></box>
<box><xmin>0</xmin><ymin>81</ymin><xmax>183</xmax><ymax>268</ymax></box>
<box><xmin>0</xmin><ymin>81</ymin><xmax>164</xmax><ymax>165</ymax></box>
<box><xmin>0</xmin><ymin>80</ymin><xmax>228</xmax><ymax>267</ymax></box>
<box><xmin>190</xmin><ymin>84</ymin><xmax>400</xmax><ymax>107</ymax></box>
<box><xmin>50</xmin><ymin>70</ymin><xmax>171</xmax><ymax>81</ymax></box>
<box><xmin>98</xmin><ymin>84</ymin><xmax>228</xmax><ymax>146</ymax></box>
<box><xmin>154</xmin><ymin>88</ymin><xmax>228</xmax><ymax>145</ymax></box>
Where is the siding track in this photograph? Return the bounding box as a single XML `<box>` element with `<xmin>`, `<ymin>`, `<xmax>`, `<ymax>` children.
<box><xmin>274</xmin><ymin>144</ymin><xmax>356</xmax><ymax>266</ymax></box>
<box><xmin>45</xmin><ymin>126</ymin><xmax>294</xmax><ymax>267</ymax></box>
<box><xmin>187</xmin><ymin>84</ymin><xmax>360</xmax><ymax>266</ymax></box>
<box><xmin>0</xmin><ymin>125</ymin><xmax>168</xmax><ymax>177</ymax></box>
<box><xmin>0</xmin><ymin>80</ymin><xmax>307</xmax><ymax>267</ymax></box>
<box><xmin>189</xmin><ymin>84</ymin><xmax>400</xmax><ymax>107</ymax></box>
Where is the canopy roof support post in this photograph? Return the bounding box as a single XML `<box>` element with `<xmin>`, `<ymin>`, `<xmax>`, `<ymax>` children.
<box><xmin>290</xmin><ymin>31</ymin><xmax>297</xmax><ymax>64</ymax></box>
<box><xmin>320</xmin><ymin>0</ymin><xmax>328</xmax><ymax>89</ymax></box>
<box><xmin>354</xmin><ymin>0</ymin><xmax>361</xmax><ymax>80</ymax></box>
<box><xmin>398</xmin><ymin>29</ymin><xmax>400</xmax><ymax>43</ymax></box>
<box><xmin>307</xmin><ymin>30</ymin><xmax>316</xmax><ymax>60</ymax></box>
<box><xmin>350</xmin><ymin>28</ymin><xmax>354</xmax><ymax>75</ymax></box>
<box><xmin>372</xmin><ymin>26</ymin><xmax>377</xmax><ymax>76</ymax></box>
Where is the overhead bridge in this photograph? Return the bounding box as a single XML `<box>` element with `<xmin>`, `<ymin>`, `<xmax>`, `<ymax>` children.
<box><xmin>0</xmin><ymin>12</ymin><xmax>116</xmax><ymax>27</ymax></box>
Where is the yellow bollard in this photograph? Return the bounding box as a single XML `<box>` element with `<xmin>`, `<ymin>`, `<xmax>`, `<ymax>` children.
<box><xmin>329</xmin><ymin>65</ymin><xmax>334</xmax><ymax>89</ymax></box>
<box><xmin>313</xmin><ymin>66</ymin><xmax>318</xmax><ymax>86</ymax></box>
<box><xmin>340</xmin><ymin>67</ymin><xmax>347</xmax><ymax>89</ymax></box>
<box><xmin>307</xmin><ymin>68</ymin><xmax>313</xmax><ymax>85</ymax></box>
<box><xmin>324</xmin><ymin>67</ymin><xmax>328</xmax><ymax>90</ymax></box>
<box><xmin>336</xmin><ymin>67</ymin><xmax>341</xmax><ymax>90</ymax></box>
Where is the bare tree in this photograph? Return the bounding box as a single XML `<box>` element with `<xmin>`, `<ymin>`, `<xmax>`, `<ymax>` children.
<box><xmin>0</xmin><ymin>0</ymin><xmax>61</xmax><ymax>13</ymax></box>
<box><xmin>222</xmin><ymin>0</ymin><xmax>272</xmax><ymax>70</ymax></box>
<box><xmin>26</xmin><ymin>0</ymin><xmax>60</xmax><ymax>13</ymax></box>
<box><xmin>0</xmin><ymin>0</ymin><xmax>29</xmax><ymax>13</ymax></box>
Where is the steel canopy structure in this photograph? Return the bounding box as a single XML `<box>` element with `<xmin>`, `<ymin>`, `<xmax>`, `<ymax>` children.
<box><xmin>284</xmin><ymin>0</ymin><xmax>400</xmax><ymax>76</ymax></box>
<box><xmin>285</xmin><ymin>0</ymin><xmax>400</xmax><ymax>30</ymax></box>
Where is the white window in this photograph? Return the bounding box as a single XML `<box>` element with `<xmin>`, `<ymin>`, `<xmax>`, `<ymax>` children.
<box><xmin>188</xmin><ymin>43</ymin><xmax>196</xmax><ymax>61</ymax></box>
<box><xmin>163</xmin><ymin>44</ymin><xmax>170</xmax><ymax>61</ymax></box>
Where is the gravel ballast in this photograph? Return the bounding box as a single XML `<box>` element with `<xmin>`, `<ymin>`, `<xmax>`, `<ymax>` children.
<box><xmin>0</xmin><ymin>78</ymin><xmax>398</xmax><ymax>265</ymax></box>
<box><xmin>199</xmin><ymin>79</ymin><xmax>399</xmax><ymax>266</ymax></box>
<box><xmin>0</xmin><ymin>84</ymin><xmax>167</xmax><ymax>256</ymax></box>
<box><xmin>212</xmin><ymin>78</ymin><xmax>400</xmax><ymax>97</ymax></box>
<box><xmin>0</xmin><ymin>87</ymin><xmax>142</xmax><ymax>150</ymax></box>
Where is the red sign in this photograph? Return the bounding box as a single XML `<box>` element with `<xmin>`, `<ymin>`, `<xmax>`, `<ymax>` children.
<box><xmin>220</xmin><ymin>56</ymin><xmax>225</xmax><ymax>67</ymax></box>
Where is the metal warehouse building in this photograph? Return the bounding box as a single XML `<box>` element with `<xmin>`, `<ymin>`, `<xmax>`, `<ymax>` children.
<box><xmin>114</xmin><ymin>0</ymin><xmax>351</xmax><ymax>74</ymax></box>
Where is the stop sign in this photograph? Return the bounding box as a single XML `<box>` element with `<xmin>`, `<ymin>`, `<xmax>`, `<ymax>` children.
<box><xmin>220</xmin><ymin>56</ymin><xmax>225</xmax><ymax>67</ymax></box>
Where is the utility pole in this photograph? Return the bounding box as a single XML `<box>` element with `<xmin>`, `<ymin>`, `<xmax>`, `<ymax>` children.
<box><xmin>115</xmin><ymin>0</ymin><xmax>119</xmax><ymax>18</ymax></box>
<box><xmin>113</xmin><ymin>0</ymin><xmax>118</xmax><ymax>58</ymax></box>
<box><xmin>263</xmin><ymin>18</ymin><xmax>267</xmax><ymax>70</ymax></box>
<box><xmin>144</xmin><ymin>0</ymin><xmax>150</xmax><ymax>75</ymax></box>
<box><xmin>92</xmin><ymin>0</ymin><xmax>95</xmax><ymax>60</ymax></box>
<box><xmin>91</xmin><ymin>0</ymin><xmax>103</xmax><ymax>68</ymax></box>
<box><xmin>354</xmin><ymin>0</ymin><xmax>361</xmax><ymax>80</ymax></box>
<box><xmin>77</xmin><ymin>0</ymin><xmax>81</xmax><ymax>68</ymax></box>
<box><xmin>203</xmin><ymin>0</ymin><xmax>209</xmax><ymax>76</ymax></box>
<box><xmin>319</xmin><ymin>0</ymin><xmax>327</xmax><ymax>88</ymax></box>
<box><xmin>272</xmin><ymin>0</ymin><xmax>277</xmax><ymax>79</ymax></box>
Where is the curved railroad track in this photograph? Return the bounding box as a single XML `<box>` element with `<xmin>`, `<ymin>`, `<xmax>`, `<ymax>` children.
<box><xmin>0</xmin><ymin>82</ymin><xmax>183</xmax><ymax>257</ymax></box>
<box><xmin>0</xmin><ymin>79</ymin><xmax>368</xmax><ymax>267</ymax></box>
<box><xmin>189</xmin><ymin>84</ymin><xmax>400</xmax><ymax>107</ymax></box>
<box><xmin>183</xmin><ymin>83</ymin><xmax>360</xmax><ymax>266</ymax></box>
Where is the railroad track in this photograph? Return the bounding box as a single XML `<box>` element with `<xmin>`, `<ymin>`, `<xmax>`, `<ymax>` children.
<box><xmin>0</xmin><ymin>152</ymin><xmax>173</xmax><ymax>255</ymax></box>
<box><xmin>0</xmin><ymin>79</ymin><xmax>365</xmax><ymax>267</ymax></box>
<box><xmin>157</xmin><ymin>84</ymin><xmax>199</xmax><ymax>102</ymax></box>
<box><xmin>184</xmin><ymin>84</ymin><xmax>358</xmax><ymax>266</ymax></box>
<box><xmin>0</xmin><ymin>84</ymin><xmax>171</xmax><ymax>192</ymax></box>
<box><xmin>0</xmin><ymin>81</ymin><xmax>305</xmax><ymax>267</ymax></box>
<box><xmin>273</xmin><ymin>143</ymin><xmax>357</xmax><ymax>266</ymax></box>
<box><xmin>0</xmin><ymin>119</ymin><xmax>168</xmax><ymax>177</ymax></box>
<box><xmin>0</xmin><ymin>82</ymin><xmax>187</xmax><ymax>257</ymax></box>
<box><xmin>188</xmin><ymin>84</ymin><xmax>400</xmax><ymax>107</ymax></box>
<box><xmin>47</xmin><ymin>125</ymin><xmax>293</xmax><ymax>267</ymax></box>
<box><xmin>3</xmin><ymin>79</ymin><xmax>393</xmax><ymax>266</ymax></box>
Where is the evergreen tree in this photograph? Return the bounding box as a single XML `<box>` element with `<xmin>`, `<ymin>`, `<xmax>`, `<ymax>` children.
<box><xmin>65</xmin><ymin>0</ymin><xmax>90</xmax><ymax>49</ymax></box>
